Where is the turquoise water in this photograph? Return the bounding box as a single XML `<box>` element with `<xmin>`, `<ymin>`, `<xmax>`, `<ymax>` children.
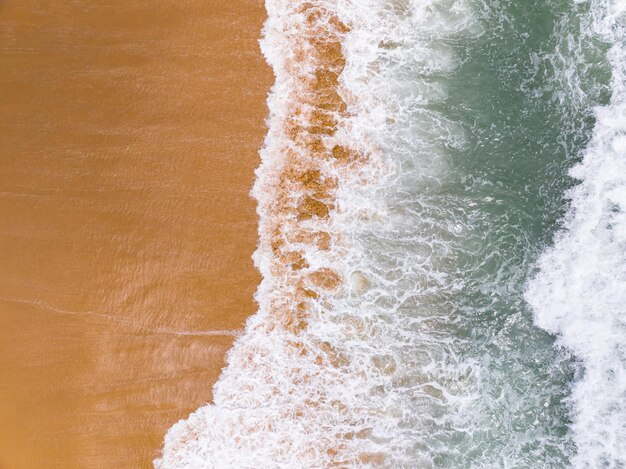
<box><xmin>435</xmin><ymin>0</ymin><xmax>611</xmax><ymax>465</ymax></box>
<box><xmin>357</xmin><ymin>0</ymin><xmax>614</xmax><ymax>465</ymax></box>
<box><xmin>353</xmin><ymin>0</ymin><xmax>617</xmax><ymax>465</ymax></box>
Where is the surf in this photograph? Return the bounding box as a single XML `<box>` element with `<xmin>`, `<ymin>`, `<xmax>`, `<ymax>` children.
<box><xmin>156</xmin><ymin>0</ymin><xmax>478</xmax><ymax>467</ymax></box>
<box><xmin>525</xmin><ymin>0</ymin><xmax>626</xmax><ymax>466</ymax></box>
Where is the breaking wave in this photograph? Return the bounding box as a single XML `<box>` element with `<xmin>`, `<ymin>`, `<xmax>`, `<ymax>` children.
<box><xmin>526</xmin><ymin>0</ymin><xmax>626</xmax><ymax>466</ymax></box>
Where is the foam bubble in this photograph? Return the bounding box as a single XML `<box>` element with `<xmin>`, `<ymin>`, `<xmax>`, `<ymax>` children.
<box><xmin>156</xmin><ymin>0</ymin><xmax>478</xmax><ymax>467</ymax></box>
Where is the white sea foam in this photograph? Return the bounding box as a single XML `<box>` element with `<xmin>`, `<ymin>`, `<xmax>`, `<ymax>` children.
<box><xmin>525</xmin><ymin>0</ymin><xmax>626</xmax><ymax>466</ymax></box>
<box><xmin>156</xmin><ymin>0</ymin><xmax>478</xmax><ymax>467</ymax></box>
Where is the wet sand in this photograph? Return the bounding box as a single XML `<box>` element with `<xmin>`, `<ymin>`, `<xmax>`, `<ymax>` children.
<box><xmin>0</xmin><ymin>1</ymin><xmax>271</xmax><ymax>467</ymax></box>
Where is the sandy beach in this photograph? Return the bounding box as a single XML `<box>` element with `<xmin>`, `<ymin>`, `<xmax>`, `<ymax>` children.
<box><xmin>0</xmin><ymin>1</ymin><xmax>270</xmax><ymax>467</ymax></box>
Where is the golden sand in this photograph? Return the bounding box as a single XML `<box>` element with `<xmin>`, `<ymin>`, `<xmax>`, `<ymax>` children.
<box><xmin>0</xmin><ymin>1</ymin><xmax>271</xmax><ymax>467</ymax></box>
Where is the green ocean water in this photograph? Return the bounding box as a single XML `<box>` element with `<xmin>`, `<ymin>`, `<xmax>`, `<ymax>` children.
<box><xmin>425</xmin><ymin>0</ymin><xmax>612</xmax><ymax>465</ymax></box>
<box><xmin>331</xmin><ymin>0</ymin><xmax>618</xmax><ymax>465</ymax></box>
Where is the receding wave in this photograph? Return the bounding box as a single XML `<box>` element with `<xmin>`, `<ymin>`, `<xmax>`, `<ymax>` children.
<box><xmin>156</xmin><ymin>0</ymin><xmax>478</xmax><ymax>467</ymax></box>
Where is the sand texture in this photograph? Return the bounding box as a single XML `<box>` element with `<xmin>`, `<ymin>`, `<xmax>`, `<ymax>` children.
<box><xmin>0</xmin><ymin>1</ymin><xmax>270</xmax><ymax>467</ymax></box>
